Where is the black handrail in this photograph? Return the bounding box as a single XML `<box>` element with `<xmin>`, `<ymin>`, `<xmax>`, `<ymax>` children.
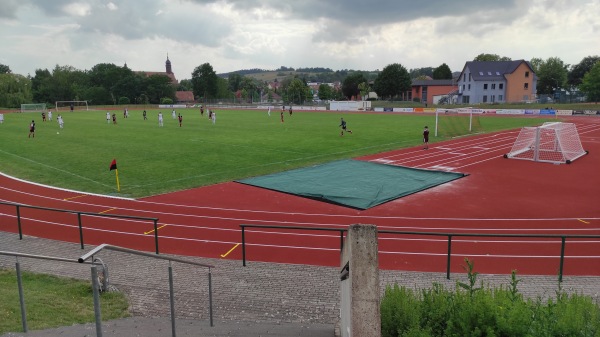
<box><xmin>0</xmin><ymin>201</ymin><xmax>160</xmax><ymax>254</ymax></box>
<box><xmin>240</xmin><ymin>224</ymin><xmax>600</xmax><ymax>282</ymax></box>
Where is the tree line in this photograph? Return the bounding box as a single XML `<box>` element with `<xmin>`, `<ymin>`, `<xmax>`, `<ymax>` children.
<box><xmin>0</xmin><ymin>53</ymin><xmax>599</xmax><ymax>109</ymax></box>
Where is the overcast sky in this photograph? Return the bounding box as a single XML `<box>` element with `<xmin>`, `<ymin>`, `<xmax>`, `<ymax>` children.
<box><xmin>1</xmin><ymin>0</ymin><xmax>598</xmax><ymax>80</ymax></box>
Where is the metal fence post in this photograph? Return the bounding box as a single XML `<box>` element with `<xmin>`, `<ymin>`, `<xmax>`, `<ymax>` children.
<box><xmin>16</xmin><ymin>205</ymin><xmax>23</xmax><ymax>240</ymax></box>
<box><xmin>446</xmin><ymin>235</ymin><xmax>453</xmax><ymax>280</ymax></box>
<box><xmin>241</xmin><ymin>226</ymin><xmax>246</xmax><ymax>267</ymax></box>
<box><xmin>208</xmin><ymin>269</ymin><xmax>214</xmax><ymax>327</ymax></box>
<box><xmin>15</xmin><ymin>259</ymin><xmax>28</xmax><ymax>332</ymax></box>
<box><xmin>168</xmin><ymin>262</ymin><xmax>177</xmax><ymax>337</ymax></box>
<box><xmin>91</xmin><ymin>266</ymin><xmax>103</xmax><ymax>337</ymax></box>
<box><xmin>559</xmin><ymin>236</ymin><xmax>566</xmax><ymax>283</ymax></box>
<box><xmin>77</xmin><ymin>212</ymin><xmax>84</xmax><ymax>249</ymax></box>
<box><xmin>154</xmin><ymin>220</ymin><xmax>159</xmax><ymax>254</ymax></box>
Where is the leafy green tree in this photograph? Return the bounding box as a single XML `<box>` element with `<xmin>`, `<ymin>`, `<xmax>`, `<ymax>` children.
<box><xmin>535</xmin><ymin>57</ymin><xmax>569</xmax><ymax>95</ymax></box>
<box><xmin>409</xmin><ymin>67</ymin><xmax>434</xmax><ymax>79</ymax></box>
<box><xmin>432</xmin><ymin>63</ymin><xmax>453</xmax><ymax>80</ymax></box>
<box><xmin>358</xmin><ymin>82</ymin><xmax>370</xmax><ymax>99</ymax></box>
<box><xmin>286</xmin><ymin>78</ymin><xmax>308</xmax><ymax>104</ymax></box>
<box><xmin>227</xmin><ymin>73</ymin><xmax>243</xmax><ymax>92</ymax></box>
<box><xmin>0</xmin><ymin>64</ymin><xmax>11</xmax><ymax>74</ymax></box>
<box><xmin>83</xmin><ymin>86</ymin><xmax>112</xmax><ymax>106</ymax></box>
<box><xmin>579</xmin><ymin>61</ymin><xmax>600</xmax><ymax>102</ymax></box>
<box><xmin>342</xmin><ymin>72</ymin><xmax>367</xmax><ymax>99</ymax></box>
<box><xmin>143</xmin><ymin>74</ymin><xmax>176</xmax><ymax>104</ymax></box>
<box><xmin>177</xmin><ymin>79</ymin><xmax>193</xmax><ymax>91</ymax></box>
<box><xmin>568</xmin><ymin>55</ymin><xmax>600</xmax><ymax>87</ymax></box>
<box><xmin>473</xmin><ymin>53</ymin><xmax>512</xmax><ymax>61</ymax></box>
<box><xmin>373</xmin><ymin>63</ymin><xmax>411</xmax><ymax>100</ymax></box>
<box><xmin>318</xmin><ymin>84</ymin><xmax>333</xmax><ymax>100</ymax></box>
<box><xmin>31</xmin><ymin>68</ymin><xmax>53</xmax><ymax>104</ymax></box>
<box><xmin>529</xmin><ymin>57</ymin><xmax>543</xmax><ymax>74</ymax></box>
<box><xmin>192</xmin><ymin>63</ymin><xmax>218</xmax><ymax>100</ymax></box>
<box><xmin>215</xmin><ymin>77</ymin><xmax>231</xmax><ymax>99</ymax></box>
<box><xmin>0</xmin><ymin>73</ymin><xmax>32</xmax><ymax>108</ymax></box>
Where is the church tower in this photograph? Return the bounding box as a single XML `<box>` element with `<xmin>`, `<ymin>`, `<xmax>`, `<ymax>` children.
<box><xmin>165</xmin><ymin>54</ymin><xmax>173</xmax><ymax>74</ymax></box>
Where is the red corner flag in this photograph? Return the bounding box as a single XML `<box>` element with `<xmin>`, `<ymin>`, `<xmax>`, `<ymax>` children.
<box><xmin>109</xmin><ymin>159</ymin><xmax>117</xmax><ymax>171</ymax></box>
<box><xmin>109</xmin><ymin>159</ymin><xmax>120</xmax><ymax>192</ymax></box>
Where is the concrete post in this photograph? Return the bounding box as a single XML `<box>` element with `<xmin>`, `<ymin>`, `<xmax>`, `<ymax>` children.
<box><xmin>339</xmin><ymin>224</ymin><xmax>380</xmax><ymax>337</ymax></box>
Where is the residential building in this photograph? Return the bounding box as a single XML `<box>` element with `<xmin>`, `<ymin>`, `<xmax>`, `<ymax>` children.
<box><xmin>456</xmin><ymin>60</ymin><xmax>537</xmax><ymax>104</ymax></box>
<box><xmin>411</xmin><ymin>79</ymin><xmax>458</xmax><ymax>105</ymax></box>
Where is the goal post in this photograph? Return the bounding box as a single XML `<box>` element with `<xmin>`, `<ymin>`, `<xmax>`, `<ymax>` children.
<box><xmin>20</xmin><ymin>103</ymin><xmax>47</xmax><ymax>113</ymax></box>
<box><xmin>435</xmin><ymin>109</ymin><xmax>481</xmax><ymax>138</ymax></box>
<box><xmin>504</xmin><ymin>122</ymin><xmax>588</xmax><ymax>164</ymax></box>
<box><xmin>55</xmin><ymin>101</ymin><xmax>89</xmax><ymax>111</ymax></box>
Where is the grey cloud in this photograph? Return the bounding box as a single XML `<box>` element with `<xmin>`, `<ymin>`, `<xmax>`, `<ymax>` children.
<box><xmin>186</xmin><ymin>0</ymin><xmax>528</xmax><ymax>43</ymax></box>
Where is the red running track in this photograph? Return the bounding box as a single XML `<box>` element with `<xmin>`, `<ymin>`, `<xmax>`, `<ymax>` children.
<box><xmin>1</xmin><ymin>116</ymin><xmax>600</xmax><ymax>276</ymax></box>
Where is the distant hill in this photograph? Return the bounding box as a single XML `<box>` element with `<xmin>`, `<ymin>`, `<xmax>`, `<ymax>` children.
<box><xmin>218</xmin><ymin>67</ymin><xmax>380</xmax><ymax>83</ymax></box>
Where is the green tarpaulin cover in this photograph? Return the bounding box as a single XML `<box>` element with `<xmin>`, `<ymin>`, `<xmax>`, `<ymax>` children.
<box><xmin>237</xmin><ymin>159</ymin><xmax>466</xmax><ymax>210</ymax></box>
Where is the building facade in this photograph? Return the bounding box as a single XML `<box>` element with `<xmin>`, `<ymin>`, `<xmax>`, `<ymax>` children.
<box><xmin>456</xmin><ymin>60</ymin><xmax>537</xmax><ymax>104</ymax></box>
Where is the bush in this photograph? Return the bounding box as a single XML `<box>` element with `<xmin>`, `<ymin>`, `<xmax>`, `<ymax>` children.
<box><xmin>161</xmin><ymin>97</ymin><xmax>173</xmax><ymax>104</ymax></box>
<box><xmin>381</xmin><ymin>259</ymin><xmax>600</xmax><ymax>336</ymax></box>
<box><xmin>118</xmin><ymin>97</ymin><xmax>130</xmax><ymax>104</ymax></box>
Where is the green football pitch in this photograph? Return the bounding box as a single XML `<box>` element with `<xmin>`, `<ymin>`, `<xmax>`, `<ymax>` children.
<box><xmin>0</xmin><ymin>108</ymin><xmax>549</xmax><ymax>198</ymax></box>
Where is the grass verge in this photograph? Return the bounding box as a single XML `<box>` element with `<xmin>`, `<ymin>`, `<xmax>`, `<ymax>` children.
<box><xmin>0</xmin><ymin>268</ymin><xmax>129</xmax><ymax>335</ymax></box>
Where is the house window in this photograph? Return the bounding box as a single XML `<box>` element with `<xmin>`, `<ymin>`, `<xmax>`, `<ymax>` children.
<box><xmin>468</xmin><ymin>84</ymin><xmax>471</xmax><ymax>90</ymax></box>
<box><xmin>462</xmin><ymin>96</ymin><xmax>470</xmax><ymax>104</ymax></box>
<box><xmin>496</xmin><ymin>72</ymin><xmax>501</xmax><ymax>75</ymax></box>
<box><xmin>483</xmin><ymin>95</ymin><xmax>488</xmax><ymax>103</ymax></box>
<box><xmin>462</xmin><ymin>84</ymin><xmax>465</xmax><ymax>91</ymax></box>
<box><xmin>488</xmin><ymin>72</ymin><xmax>492</xmax><ymax>75</ymax></box>
<box><xmin>491</xmin><ymin>83</ymin><xmax>496</xmax><ymax>89</ymax></box>
<box><xmin>491</xmin><ymin>95</ymin><xmax>495</xmax><ymax>102</ymax></box>
<box><xmin>468</xmin><ymin>73</ymin><xmax>471</xmax><ymax>81</ymax></box>
<box><xmin>479</xmin><ymin>72</ymin><xmax>484</xmax><ymax>76</ymax></box>
<box><xmin>499</xmin><ymin>83</ymin><xmax>504</xmax><ymax>90</ymax></box>
<box><xmin>524</xmin><ymin>83</ymin><xmax>529</xmax><ymax>89</ymax></box>
<box><xmin>483</xmin><ymin>83</ymin><xmax>488</xmax><ymax>90</ymax></box>
<box><xmin>525</xmin><ymin>71</ymin><xmax>530</xmax><ymax>78</ymax></box>
<box><xmin>463</xmin><ymin>74</ymin><xmax>466</xmax><ymax>81</ymax></box>
<box><xmin>499</xmin><ymin>95</ymin><xmax>503</xmax><ymax>101</ymax></box>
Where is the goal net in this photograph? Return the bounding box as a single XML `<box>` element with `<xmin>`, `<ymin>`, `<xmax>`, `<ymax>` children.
<box><xmin>20</xmin><ymin>103</ymin><xmax>47</xmax><ymax>113</ymax></box>
<box><xmin>504</xmin><ymin>122</ymin><xmax>587</xmax><ymax>164</ymax></box>
<box><xmin>55</xmin><ymin>101</ymin><xmax>89</xmax><ymax>111</ymax></box>
<box><xmin>435</xmin><ymin>109</ymin><xmax>482</xmax><ymax>138</ymax></box>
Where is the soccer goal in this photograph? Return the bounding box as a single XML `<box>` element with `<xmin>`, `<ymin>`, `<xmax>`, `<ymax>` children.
<box><xmin>434</xmin><ymin>109</ymin><xmax>482</xmax><ymax>138</ymax></box>
<box><xmin>20</xmin><ymin>103</ymin><xmax>47</xmax><ymax>113</ymax></box>
<box><xmin>504</xmin><ymin>122</ymin><xmax>588</xmax><ymax>164</ymax></box>
<box><xmin>55</xmin><ymin>101</ymin><xmax>89</xmax><ymax>111</ymax></box>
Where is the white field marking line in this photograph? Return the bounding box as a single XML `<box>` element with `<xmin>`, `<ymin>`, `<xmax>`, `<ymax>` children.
<box><xmin>388</xmin><ymin>136</ymin><xmax>516</xmax><ymax>167</ymax></box>
<box><xmin>0</xmin><ymin>151</ymin><xmax>114</xmax><ymax>189</ymax></box>
<box><xmin>373</xmin><ymin>130</ymin><xmax>520</xmax><ymax>162</ymax></box>
<box><xmin>378</xmin><ymin>251</ymin><xmax>600</xmax><ymax>258</ymax></box>
<box><xmin>411</xmin><ymin>143</ymin><xmax>510</xmax><ymax>169</ymax></box>
<box><xmin>448</xmin><ymin>152</ymin><xmax>468</xmax><ymax>156</ymax></box>
<box><xmin>428</xmin><ymin>165</ymin><xmax>456</xmax><ymax>171</ymax></box>
<box><xmin>3</xmin><ymin>185</ymin><xmax>600</xmax><ymax>227</ymax></box>
<box><xmin>0</xmin><ymin>172</ymin><xmax>134</xmax><ymax>201</ymax></box>
<box><xmin>432</xmin><ymin>124</ymin><xmax>600</xmax><ymax>171</ymax></box>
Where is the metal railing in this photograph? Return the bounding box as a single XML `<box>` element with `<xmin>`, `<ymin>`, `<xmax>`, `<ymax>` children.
<box><xmin>0</xmin><ymin>250</ymin><xmax>95</xmax><ymax>333</ymax></box>
<box><xmin>0</xmin><ymin>201</ymin><xmax>160</xmax><ymax>254</ymax></box>
<box><xmin>78</xmin><ymin>244</ymin><xmax>215</xmax><ymax>337</ymax></box>
<box><xmin>239</xmin><ymin>224</ymin><xmax>600</xmax><ymax>282</ymax></box>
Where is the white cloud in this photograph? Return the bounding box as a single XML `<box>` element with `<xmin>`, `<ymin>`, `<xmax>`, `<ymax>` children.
<box><xmin>107</xmin><ymin>2</ymin><xmax>118</xmax><ymax>11</ymax></box>
<box><xmin>62</xmin><ymin>2</ymin><xmax>92</xmax><ymax>17</ymax></box>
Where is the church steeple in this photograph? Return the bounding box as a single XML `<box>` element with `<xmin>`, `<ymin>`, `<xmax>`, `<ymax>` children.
<box><xmin>165</xmin><ymin>54</ymin><xmax>172</xmax><ymax>74</ymax></box>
